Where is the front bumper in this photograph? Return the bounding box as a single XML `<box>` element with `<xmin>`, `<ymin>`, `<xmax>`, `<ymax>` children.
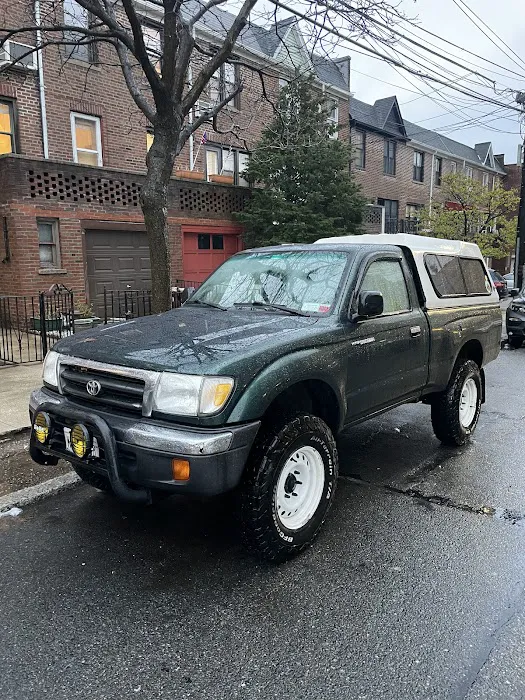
<box><xmin>29</xmin><ymin>388</ymin><xmax>260</xmax><ymax>501</ymax></box>
<box><xmin>506</xmin><ymin>311</ymin><xmax>525</xmax><ymax>340</ymax></box>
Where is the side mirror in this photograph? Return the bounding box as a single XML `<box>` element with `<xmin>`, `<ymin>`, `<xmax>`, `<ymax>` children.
<box><xmin>510</xmin><ymin>288</ymin><xmax>520</xmax><ymax>297</ymax></box>
<box><xmin>357</xmin><ymin>290</ymin><xmax>384</xmax><ymax>319</ymax></box>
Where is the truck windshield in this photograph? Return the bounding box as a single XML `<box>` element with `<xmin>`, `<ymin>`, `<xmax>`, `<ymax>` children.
<box><xmin>187</xmin><ymin>250</ymin><xmax>350</xmax><ymax>315</ymax></box>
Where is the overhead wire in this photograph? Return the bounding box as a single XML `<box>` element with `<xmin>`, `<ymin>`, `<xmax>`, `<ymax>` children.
<box><xmin>451</xmin><ymin>0</ymin><xmax>525</xmax><ymax>72</ymax></box>
<box><xmin>267</xmin><ymin>0</ymin><xmax>524</xmax><ymax>115</ymax></box>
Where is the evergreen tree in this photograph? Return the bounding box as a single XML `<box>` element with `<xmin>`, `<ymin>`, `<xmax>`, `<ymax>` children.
<box><xmin>237</xmin><ymin>76</ymin><xmax>365</xmax><ymax>247</ymax></box>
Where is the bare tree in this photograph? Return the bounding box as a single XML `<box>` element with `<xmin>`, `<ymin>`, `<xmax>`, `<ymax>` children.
<box><xmin>1</xmin><ymin>0</ymin><xmax>405</xmax><ymax>312</ymax></box>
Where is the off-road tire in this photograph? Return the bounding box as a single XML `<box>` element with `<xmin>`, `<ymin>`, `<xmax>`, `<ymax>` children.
<box><xmin>508</xmin><ymin>337</ymin><xmax>523</xmax><ymax>349</ymax></box>
<box><xmin>239</xmin><ymin>414</ymin><xmax>338</xmax><ymax>563</ymax></box>
<box><xmin>431</xmin><ymin>360</ymin><xmax>482</xmax><ymax>447</ymax></box>
<box><xmin>73</xmin><ymin>465</ymin><xmax>113</xmax><ymax>493</ymax></box>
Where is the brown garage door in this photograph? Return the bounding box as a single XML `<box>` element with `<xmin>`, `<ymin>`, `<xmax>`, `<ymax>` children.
<box><xmin>86</xmin><ymin>229</ymin><xmax>151</xmax><ymax>318</ymax></box>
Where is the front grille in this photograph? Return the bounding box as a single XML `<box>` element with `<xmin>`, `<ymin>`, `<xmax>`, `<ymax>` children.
<box><xmin>60</xmin><ymin>364</ymin><xmax>145</xmax><ymax>414</ymax></box>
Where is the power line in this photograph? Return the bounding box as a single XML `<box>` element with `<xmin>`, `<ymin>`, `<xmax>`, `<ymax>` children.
<box><xmin>267</xmin><ymin>0</ymin><xmax>524</xmax><ymax>115</ymax></box>
<box><xmin>366</xmin><ymin>28</ymin><xmax>517</xmax><ymax>131</ymax></box>
<box><xmin>451</xmin><ymin>0</ymin><xmax>525</xmax><ymax>73</ymax></box>
<box><xmin>330</xmin><ymin>0</ymin><xmax>501</xmax><ymax>89</ymax></box>
<box><xmin>395</xmin><ymin>15</ymin><xmax>525</xmax><ymax>82</ymax></box>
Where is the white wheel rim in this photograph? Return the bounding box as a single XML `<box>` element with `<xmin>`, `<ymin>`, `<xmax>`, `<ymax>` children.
<box><xmin>274</xmin><ymin>445</ymin><xmax>325</xmax><ymax>531</ymax></box>
<box><xmin>459</xmin><ymin>377</ymin><xmax>478</xmax><ymax>428</ymax></box>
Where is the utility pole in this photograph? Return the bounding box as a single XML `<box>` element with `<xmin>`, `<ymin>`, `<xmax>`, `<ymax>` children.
<box><xmin>514</xmin><ymin>92</ymin><xmax>525</xmax><ymax>289</ymax></box>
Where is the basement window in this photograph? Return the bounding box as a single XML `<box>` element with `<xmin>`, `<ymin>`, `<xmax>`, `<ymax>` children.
<box><xmin>38</xmin><ymin>219</ymin><xmax>60</xmax><ymax>268</ymax></box>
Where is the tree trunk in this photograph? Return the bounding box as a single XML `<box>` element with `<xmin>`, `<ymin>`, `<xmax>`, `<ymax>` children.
<box><xmin>140</xmin><ymin>123</ymin><xmax>178</xmax><ymax>314</ymax></box>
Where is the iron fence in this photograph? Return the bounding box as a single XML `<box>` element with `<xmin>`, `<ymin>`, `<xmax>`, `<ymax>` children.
<box><xmin>384</xmin><ymin>218</ymin><xmax>420</xmax><ymax>234</ymax></box>
<box><xmin>102</xmin><ymin>279</ymin><xmax>202</xmax><ymax>324</ymax></box>
<box><xmin>0</xmin><ymin>285</ymin><xmax>75</xmax><ymax>365</ymax></box>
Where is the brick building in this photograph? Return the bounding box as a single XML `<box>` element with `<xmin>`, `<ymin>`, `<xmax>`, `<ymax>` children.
<box><xmin>0</xmin><ymin>0</ymin><xmax>350</xmax><ymax>312</ymax></box>
<box><xmin>350</xmin><ymin>96</ymin><xmax>507</xmax><ymax>232</ymax></box>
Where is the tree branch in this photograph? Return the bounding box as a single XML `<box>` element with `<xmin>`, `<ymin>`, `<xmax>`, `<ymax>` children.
<box><xmin>114</xmin><ymin>38</ymin><xmax>156</xmax><ymax>122</ymax></box>
<box><xmin>119</xmin><ymin>0</ymin><xmax>165</xmax><ymax>101</ymax></box>
<box><xmin>177</xmin><ymin>83</ymin><xmax>243</xmax><ymax>150</ymax></box>
<box><xmin>182</xmin><ymin>0</ymin><xmax>258</xmax><ymax>112</ymax></box>
<box><xmin>189</xmin><ymin>0</ymin><xmax>231</xmax><ymax>28</ymax></box>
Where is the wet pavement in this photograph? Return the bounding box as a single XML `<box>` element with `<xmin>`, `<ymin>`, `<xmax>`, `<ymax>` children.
<box><xmin>1</xmin><ymin>347</ymin><xmax>525</xmax><ymax>699</ymax></box>
<box><xmin>0</xmin><ymin>432</ymin><xmax>70</xmax><ymax>497</ymax></box>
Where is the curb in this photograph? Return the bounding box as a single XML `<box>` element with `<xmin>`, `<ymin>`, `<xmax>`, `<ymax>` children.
<box><xmin>0</xmin><ymin>427</ymin><xmax>31</xmax><ymax>442</ymax></box>
<box><xmin>0</xmin><ymin>472</ymin><xmax>81</xmax><ymax>513</ymax></box>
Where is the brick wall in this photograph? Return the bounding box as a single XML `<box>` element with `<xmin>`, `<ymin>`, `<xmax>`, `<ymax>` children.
<box><xmin>0</xmin><ymin>156</ymin><xmax>248</xmax><ymax>298</ymax></box>
<box><xmin>351</xmin><ymin>128</ymin><xmax>505</xmax><ymax>219</ymax></box>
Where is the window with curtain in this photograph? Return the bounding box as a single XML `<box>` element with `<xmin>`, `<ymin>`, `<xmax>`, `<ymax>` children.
<box><xmin>0</xmin><ymin>100</ymin><xmax>16</xmax><ymax>154</ymax></box>
<box><xmin>352</xmin><ymin>130</ymin><xmax>365</xmax><ymax>169</ymax></box>
<box><xmin>63</xmin><ymin>0</ymin><xmax>95</xmax><ymax>61</ymax></box>
<box><xmin>413</xmin><ymin>151</ymin><xmax>424</xmax><ymax>182</ymax></box>
<box><xmin>384</xmin><ymin>139</ymin><xmax>396</xmax><ymax>175</ymax></box>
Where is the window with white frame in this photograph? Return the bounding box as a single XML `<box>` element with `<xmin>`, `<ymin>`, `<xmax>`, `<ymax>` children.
<box><xmin>450</xmin><ymin>161</ymin><xmax>457</xmax><ymax>174</ymax></box>
<box><xmin>465</xmin><ymin>165</ymin><xmax>474</xmax><ymax>179</ymax></box>
<box><xmin>71</xmin><ymin>113</ymin><xmax>102</xmax><ymax>166</ymax></box>
<box><xmin>204</xmin><ymin>64</ymin><xmax>240</xmax><ymax>109</ymax></box>
<box><xmin>38</xmin><ymin>219</ymin><xmax>60</xmax><ymax>268</ymax></box>
<box><xmin>204</xmin><ymin>145</ymin><xmax>249</xmax><ymax>185</ymax></box>
<box><xmin>142</xmin><ymin>24</ymin><xmax>162</xmax><ymax>73</ymax></box>
<box><xmin>327</xmin><ymin>99</ymin><xmax>339</xmax><ymax>139</ymax></box>
<box><xmin>482</xmin><ymin>172</ymin><xmax>489</xmax><ymax>188</ymax></box>
<box><xmin>63</xmin><ymin>0</ymin><xmax>96</xmax><ymax>62</ymax></box>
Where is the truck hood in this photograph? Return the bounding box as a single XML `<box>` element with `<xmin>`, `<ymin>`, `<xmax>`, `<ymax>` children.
<box><xmin>54</xmin><ymin>306</ymin><xmax>322</xmax><ymax>375</ymax></box>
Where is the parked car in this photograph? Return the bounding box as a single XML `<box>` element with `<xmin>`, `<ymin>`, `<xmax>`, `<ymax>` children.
<box><xmin>506</xmin><ymin>288</ymin><xmax>525</xmax><ymax>348</ymax></box>
<box><xmin>29</xmin><ymin>234</ymin><xmax>502</xmax><ymax>562</ymax></box>
<box><xmin>489</xmin><ymin>269</ymin><xmax>509</xmax><ymax>298</ymax></box>
<box><xmin>504</xmin><ymin>272</ymin><xmax>515</xmax><ymax>290</ymax></box>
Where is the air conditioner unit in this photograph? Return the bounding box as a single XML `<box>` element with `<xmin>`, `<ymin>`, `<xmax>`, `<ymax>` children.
<box><xmin>0</xmin><ymin>40</ymin><xmax>38</xmax><ymax>71</ymax></box>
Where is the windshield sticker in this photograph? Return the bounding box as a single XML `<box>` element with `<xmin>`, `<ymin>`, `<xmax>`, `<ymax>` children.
<box><xmin>302</xmin><ymin>303</ymin><xmax>331</xmax><ymax>313</ymax></box>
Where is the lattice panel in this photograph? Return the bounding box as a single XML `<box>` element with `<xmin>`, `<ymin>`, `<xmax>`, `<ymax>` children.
<box><xmin>362</xmin><ymin>204</ymin><xmax>384</xmax><ymax>234</ymax></box>
<box><xmin>28</xmin><ymin>170</ymin><xmax>141</xmax><ymax>207</ymax></box>
<box><xmin>363</xmin><ymin>205</ymin><xmax>383</xmax><ymax>225</ymax></box>
<box><xmin>178</xmin><ymin>186</ymin><xmax>248</xmax><ymax>214</ymax></box>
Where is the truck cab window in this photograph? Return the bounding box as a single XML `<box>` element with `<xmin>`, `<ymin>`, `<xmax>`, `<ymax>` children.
<box><xmin>360</xmin><ymin>260</ymin><xmax>410</xmax><ymax>314</ymax></box>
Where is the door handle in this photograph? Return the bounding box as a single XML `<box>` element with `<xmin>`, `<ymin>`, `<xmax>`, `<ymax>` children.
<box><xmin>410</xmin><ymin>325</ymin><xmax>422</xmax><ymax>337</ymax></box>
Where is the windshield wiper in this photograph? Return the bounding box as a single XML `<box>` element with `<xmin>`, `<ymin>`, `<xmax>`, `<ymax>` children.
<box><xmin>186</xmin><ymin>298</ymin><xmax>227</xmax><ymax>311</ymax></box>
<box><xmin>233</xmin><ymin>301</ymin><xmax>309</xmax><ymax>317</ymax></box>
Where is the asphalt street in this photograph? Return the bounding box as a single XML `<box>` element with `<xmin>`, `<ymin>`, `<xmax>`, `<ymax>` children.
<box><xmin>1</xmin><ymin>347</ymin><xmax>525</xmax><ymax>700</ymax></box>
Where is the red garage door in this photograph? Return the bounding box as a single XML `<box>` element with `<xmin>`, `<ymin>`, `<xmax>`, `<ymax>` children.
<box><xmin>182</xmin><ymin>228</ymin><xmax>242</xmax><ymax>284</ymax></box>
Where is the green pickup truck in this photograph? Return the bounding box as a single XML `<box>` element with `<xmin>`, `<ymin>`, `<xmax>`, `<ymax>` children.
<box><xmin>30</xmin><ymin>234</ymin><xmax>502</xmax><ymax>562</ymax></box>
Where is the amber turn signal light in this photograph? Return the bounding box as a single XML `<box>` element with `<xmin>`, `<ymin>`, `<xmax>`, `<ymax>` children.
<box><xmin>172</xmin><ymin>459</ymin><xmax>190</xmax><ymax>481</ymax></box>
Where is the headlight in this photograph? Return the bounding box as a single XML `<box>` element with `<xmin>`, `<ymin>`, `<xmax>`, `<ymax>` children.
<box><xmin>152</xmin><ymin>373</ymin><xmax>234</xmax><ymax>416</ymax></box>
<box><xmin>511</xmin><ymin>305</ymin><xmax>525</xmax><ymax>314</ymax></box>
<box><xmin>42</xmin><ymin>350</ymin><xmax>60</xmax><ymax>388</ymax></box>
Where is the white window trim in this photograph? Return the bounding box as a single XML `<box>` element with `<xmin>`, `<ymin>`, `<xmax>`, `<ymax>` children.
<box><xmin>70</xmin><ymin>112</ymin><xmax>103</xmax><ymax>166</ymax></box>
<box><xmin>327</xmin><ymin>100</ymin><xmax>339</xmax><ymax>140</ymax></box>
<box><xmin>37</xmin><ymin>218</ymin><xmax>61</xmax><ymax>269</ymax></box>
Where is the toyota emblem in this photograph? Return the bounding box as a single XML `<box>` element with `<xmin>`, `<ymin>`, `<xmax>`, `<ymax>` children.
<box><xmin>86</xmin><ymin>380</ymin><xmax>102</xmax><ymax>396</ymax></box>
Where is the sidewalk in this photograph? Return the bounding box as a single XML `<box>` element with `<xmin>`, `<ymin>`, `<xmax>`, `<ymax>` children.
<box><xmin>0</xmin><ymin>363</ymin><xmax>43</xmax><ymax>435</ymax></box>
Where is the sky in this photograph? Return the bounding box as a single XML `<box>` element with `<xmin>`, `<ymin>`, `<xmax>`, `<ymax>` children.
<box><xmin>347</xmin><ymin>0</ymin><xmax>525</xmax><ymax>162</ymax></box>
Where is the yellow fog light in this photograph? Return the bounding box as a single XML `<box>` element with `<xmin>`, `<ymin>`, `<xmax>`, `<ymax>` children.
<box><xmin>34</xmin><ymin>411</ymin><xmax>51</xmax><ymax>444</ymax></box>
<box><xmin>71</xmin><ymin>423</ymin><xmax>90</xmax><ymax>458</ymax></box>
